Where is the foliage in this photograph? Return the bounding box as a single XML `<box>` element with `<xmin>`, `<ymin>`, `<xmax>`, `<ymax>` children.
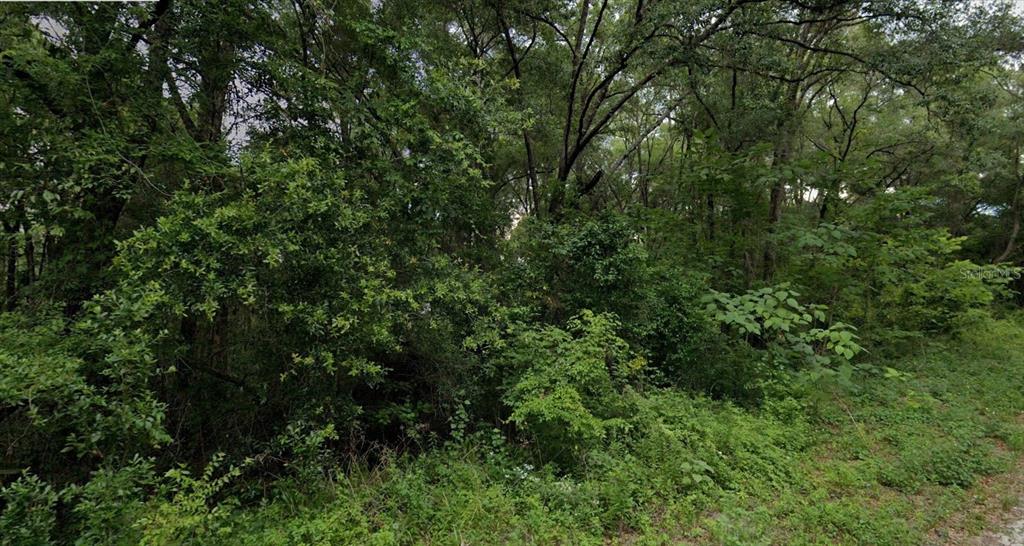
<box><xmin>67</xmin><ymin>458</ymin><xmax>155</xmax><ymax>546</ymax></box>
<box><xmin>1</xmin><ymin>0</ymin><xmax>1023</xmax><ymax>543</ymax></box>
<box><xmin>81</xmin><ymin>315</ymin><xmax>1023</xmax><ymax>545</ymax></box>
<box><xmin>503</xmin><ymin>214</ymin><xmax>649</xmax><ymax>322</ymax></box>
<box><xmin>702</xmin><ymin>283</ymin><xmax>865</xmax><ymax>397</ymax></box>
<box><xmin>135</xmin><ymin>454</ymin><xmax>247</xmax><ymax>545</ymax></box>
<box><xmin>0</xmin><ymin>305</ymin><xmax>166</xmax><ymax>462</ymax></box>
<box><xmin>501</xmin><ymin>311</ymin><xmax>641</xmax><ymax>463</ymax></box>
<box><xmin>0</xmin><ymin>474</ymin><xmax>58</xmax><ymax>546</ymax></box>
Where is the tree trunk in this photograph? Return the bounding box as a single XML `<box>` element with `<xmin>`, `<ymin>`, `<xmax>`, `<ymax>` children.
<box><xmin>763</xmin><ymin>182</ymin><xmax>785</xmax><ymax>280</ymax></box>
<box><xmin>496</xmin><ymin>8</ymin><xmax>540</xmax><ymax>214</ymax></box>
<box><xmin>995</xmin><ymin>177</ymin><xmax>1022</xmax><ymax>263</ymax></box>
<box><xmin>4</xmin><ymin>222</ymin><xmax>17</xmax><ymax>311</ymax></box>
<box><xmin>195</xmin><ymin>41</ymin><xmax>234</xmax><ymax>145</ymax></box>
<box><xmin>995</xmin><ymin>148</ymin><xmax>1022</xmax><ymax>263</ymax></box>
<box><xmin>706</xmin><ymin>193</ymin><xmax>715</xmax><ymax>241</ymax></box>
<box><xmin>762</xmin><ymin>84</ymin><xmax>801</xmax><ymax>281</ymax></box>
<box><xmin>22</xmin><ymin>228</ymin><xmax>34</xmax><ymax>288</ymax></box>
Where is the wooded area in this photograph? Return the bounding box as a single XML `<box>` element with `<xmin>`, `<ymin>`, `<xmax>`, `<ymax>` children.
<box><xmin>1</xmin><ymin>0</ymin><xmax>1024</xmax><ymax>543</ymax></box>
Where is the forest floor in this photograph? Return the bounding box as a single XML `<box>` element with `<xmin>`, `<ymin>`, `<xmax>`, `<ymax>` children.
<box><xmin>957</xmin><ymin>455</ymin><xmax>1024</xmax><ymax>545</ymax></box>
<box><xmin>170</xmin><ymin>314</ymin><xmax>1024</xmax><ymax>545</ymax></box>
<box><xmin>674</xmin><ymin>313</ymin><xmax>1024</xmax><ymax>545</ymax></box>
<box><xmin>973</xmin><ymin>507</ymin><xmax>1024</xmax><ymax>546</ymax></box>
<box><xmin>930</xmin><ymin>457</ymin><xmax>1024</xmax><ymax>545</ymax></box>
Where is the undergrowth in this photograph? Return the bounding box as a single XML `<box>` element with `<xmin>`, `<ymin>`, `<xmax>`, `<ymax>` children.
<box><xmin>75</xmin><ymin>313</ymin><xmax>1024</xmax><ymax>545</ymax></box>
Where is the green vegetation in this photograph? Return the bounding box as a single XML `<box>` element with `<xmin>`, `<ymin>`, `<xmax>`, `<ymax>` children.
<box><xmin>1</xmin><ymin>1</ymin><xmax>1023</xmax><ymax>544</ymax></box>
<box><xmin>19</xmin><ymin>314</ymin><xmax>1020</xmax><ymax>545</ymax></box>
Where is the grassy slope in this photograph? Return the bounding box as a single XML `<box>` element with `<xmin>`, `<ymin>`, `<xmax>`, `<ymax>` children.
<box><xmin>691</xmin><ymin>315</ymin><xmax>1024</xmax><ymax>545</ymax></box>
<box><xmin>181</xmin><ymin>315</ymin><xmax>1024</xmax><ymax>545</ymax></box>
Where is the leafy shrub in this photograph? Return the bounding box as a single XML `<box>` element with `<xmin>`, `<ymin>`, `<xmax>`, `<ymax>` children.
<box><xmin>702</xmin><ymin>283</ymin><xmax>864</xmax><ymax>391</ymax></box>
<box><xmin>135</xmin><ymin>454</ymin><xmax>247</xmax><ymax>544</ymax></box>
<box><xmin>0</xmin><ymin>306</ymin><xmax>167</xmax><ymax>463</ymax></box>
<box><xmin>501</xmin><ymin>311</ymin><xmax>643</xmax><ymax>464</ymax></box>
<box><xmin>106</xmin><ymin>152</ymin><xmax>500</xmax><ymax>459</ymax></box>
<box><xmin>505</xmin><ymin>214</ymin><xmax>741</xmax><ymax>399</ymax></box>
<box><xmin>267</xmin><ymin>421</ymin><xmax>341</xmax><ymax>486</ymax></box>
<box><xmin>871</xmin><ymin>231</ymin><xmax>1013</xmax><ymax>334</ymax></box>
<box><xmin>786</xmin><ymin>196</ymin><xmax>1019</xmax><ymax>345</ymax></box>
<box><xmin>825</xmin><ymin>190</ymin><xmax>1020</xmax><ymax>339</ymax></box>
<box><xmin>68</xmin><ymin>457</ymin><xmax>156</xmax><ymax>545</ymax></box>
<box><xmin>0</xmin><ymin>474</ymin><xmax>58</xmax><ymax>546</ymax></box>
<box><xmin>630</xmin><ymin>268</ymin><xmax>739</xmax><ymax>396</ymax></box>
<box><xmin>504</xmin><ymin>213</ymin><xmax>648</xmax><ymax>322</ymax></box>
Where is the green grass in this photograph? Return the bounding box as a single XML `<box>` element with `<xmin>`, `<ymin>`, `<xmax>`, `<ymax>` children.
<box><xmin>137</xmin><ymin>314</ymin><xmax>1024</xmax><ymax>545</ymax></box>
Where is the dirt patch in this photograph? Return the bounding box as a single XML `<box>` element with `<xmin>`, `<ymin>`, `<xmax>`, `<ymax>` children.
<box><xmin>967</xmin><ymin>503</ymin><xmax>1024</xmax><ymax>545</ymax></box>
<box><xmin>929</xmin><ymin>443</ymin><xmax>1024</xmax><ymax>544</ymax></box>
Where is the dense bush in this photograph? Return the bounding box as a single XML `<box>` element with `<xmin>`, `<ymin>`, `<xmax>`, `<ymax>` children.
<box><xmin>500</xmin><ymin>311</ymin><xmax>641</xmax><ymax>464</ymax></box>
<box><xmin>0</xmin><ymin>474</ymin><xmax>58</xmax><ymax>546</ymax></box>
<box><xmin>787</xmin><ymin>191</ymin><xmax>1020</xmax><ymax>343</ymax></box>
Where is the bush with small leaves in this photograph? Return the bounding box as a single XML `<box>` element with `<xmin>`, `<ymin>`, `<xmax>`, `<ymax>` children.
<box><xmin>502</xmin><ymin>311</ymin><xmax>644</xmax><ymax>464</ymax></box>
<box><xmin>0</xmin><ymin>474</ymin><xmax>58</xmax><ymax>546</ymax></box>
